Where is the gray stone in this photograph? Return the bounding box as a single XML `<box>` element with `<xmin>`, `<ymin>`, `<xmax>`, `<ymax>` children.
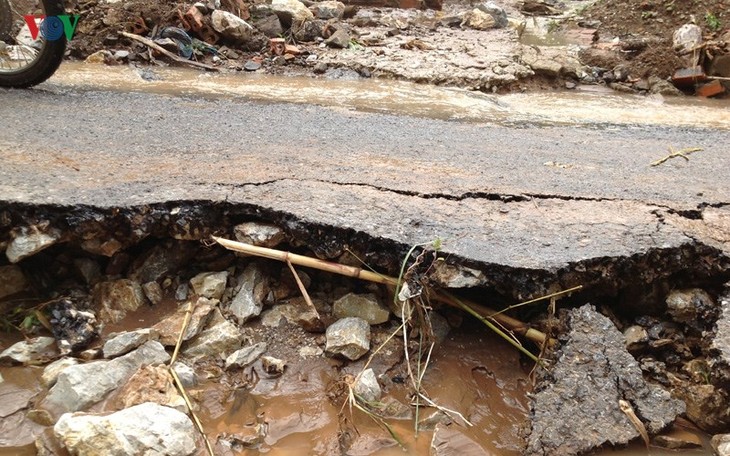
<box><xmin>526</xmin><ymin>305</ymin><xmax>685</xmax><ymax>456</ymax></box>
<box><xmin>325</xmin><ymin>29</ymin><xmax>351</xmax><ymax>49</ymax></box>
<box><xmin>142</xmin><ymin>281</ymin><xmax>163</xmax><ymax>305</ymax></box>
<box><xmin>152</xmin><ymin>297</ymin><xmax>216</xmax><ymax>346</ymax></box>
<box><xmin>183</xmin><ymin>309</ymin><xmax>242</xmax><ymax>359</ymax></box>
<box><xmin>430</xmin><ymin>311</ymin><xmax>450</xmax><ymax>345</ymax></box>
<box><xmin>212</xmin><ymin>10</ymin><xmax>255</xmax><ymax>43</ymax></box>
<box><xmin>271</xmin><ymin>0</ymin><xmax>314</xmax><ymax>27</ymax></box>
<box><xmin>325</xmin><ymin>317</ymin><xmax>370</xmax><ymax>361</ymax></box>
<box><xmin>41</xmin><ymin>358</ymin><xmax>79</xmax><ymax>388</ymax></box>
<box><xmin>0</xmin><ymin>264</ymin><xmax>27</xmax><ymax>299</ymax></box>
<box><xmin>253</xmin><ymin>15</ymin><xmax>284</xmax><ymax>38</ymax></box>
<box><xmin>353</xmin><ymin>368</ymin><xmax>381</xmax><ymax>402</ymax></box>
<box><xmin>0</xmin><ymin>336</ymin><xmax>57</xmax><ymax>365</ymax></box>
<box><xmin>712</xmin><ymin>434</ymin><xmax>730</xmax><ymax>456</ymax></box>
<box><xmin>672</xmin><ymin>23</ymin><xmax>702</xmax><ymax>54</ymax></box>
<box><xmin>665</xmin><ymin>288</ymin><xmax>715</xmax><ymax>325</ymax></box>
<box><xmin>293</xmin><ymin>18</ymin><xmax>324</xmax><ymax>42</ymax></box>
<box><xmin>103</xmin><ymin>328</ymin><xmax>159</xmax><ymax>358</ymax></box>
<box><xmin>73</xmin><ymin>258</ymin><xmax>101</xmax><ymax>286</ymax></box>
<box><xmin>42</xmin><ymin>341</ymin><xmax>170</xmax><ymax>417</ymax></box>
<box><xmin>476</xmin><ymin>1</ymin><xmax>508</xmax><ymax>28</ymax></box>
<box><xmin>244</xmin><ymin>60</ymin><xmax>262</xmax><ymax>71</ymax></box>
<box><xmin>333</xmin><ymin>293</ymin><xmax>390</xmax><ymax>325</ymax></box>
<box><xmin>93</xmin><ymin>279</ymin><xmax>147</xmax><ymax>324</ymax></box>
<box><xmin>172</xmin><ymin>362</ymin><xmax>197</xmax><ymax>387</ymax></box>
<box><xmin>649</xmin><ymin>76</ymin><xmax>683</xmax><ymax>96</ymax></box>
<box><xmin>128</xmin><ymin>242</ymin><xmax>196</xmax><ymax>284</ymax></box>
<box><xmin>710</xmin><ymin>54</ymin><xmax>730</xmax><ymax>78</ymax></box>
<box><xmin>310</xmin><ymin>1</ymin><xmax>344</xmax><ymax>19</ymax></box>
<box><xmin>189</xmin><ymin>271</ymin><xmax>228</xmax><ymax>299</ymax></box>
<box><xmin>225</xmin><ymin>342</ymin><xmax>267</xmax><ymax>370</ymax></box>
<box><xmin>229</xmin><ymin>263</ymin><xmax>269</xmax><ymax>324</ymax></box>
<box><xmin>6</xmin><ymin>225</ymin><xmax>61</xmax><ymax>263</ymax></box>
<box><xmin>54</xmin><ymin>402</ymin><xmax>196</xmax><ymax>456</ymax></box>
<box><xmin>175</xmin><ymin>283</ymin><xmax>189</xmax><ymax>301</ymax></box>
<box><xmin>234</xmin><ymin>222</ymin><xmax>286</xmax><ymax>248</ymax></box>
<box><xmin>113</xmin><ymin>50</ymin><xmax>129</xmax><ymax>60</ymax></box>
<box><xmin>461</xmin><ymin>8</ymin><xmax>496</xmax><ymax>31</ymax></box>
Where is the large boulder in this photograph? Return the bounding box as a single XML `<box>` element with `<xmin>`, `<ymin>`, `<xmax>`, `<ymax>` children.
<box><xmin>271</xmin><ymin>0</ymin><xmax>314</xmax><ymax>27</ymax></box>
<box><xmin>54</xmin><ymin>402</ymin><xmax>196</xmax><ymax>456</ymax></box>
<box><xmin>42</xmin><ymin>341</ymin><xmax>170</xmax><ymax>418</ymax></box>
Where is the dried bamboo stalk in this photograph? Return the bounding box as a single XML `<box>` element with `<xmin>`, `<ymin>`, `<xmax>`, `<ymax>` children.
<box><xmin>212</xmin><ymin>236</ymin><xmax>549</xmax><ymax>345</ymax></box>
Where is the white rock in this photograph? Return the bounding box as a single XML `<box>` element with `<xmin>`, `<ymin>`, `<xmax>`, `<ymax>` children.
<box><xmin>43</xmin><ymin>341</ymin><xmax>170</xmax><ymax>416</ymax></box>
<box><xmin>234</xmin><ymin>222</ymin><xmax>286</xmax><ymax>248</ymax></box>
<box><xmin>189</xmin><ymin>271</ymin><xmax>228</xmax><ymax>299</ymax></box>
<box><xmin>6</xmin><ymin>226</ymin><xmax>61</xmax><ymax>263</ymax></box>
<box><xmin>182</xmin><ymin>309</ymin><xmax>242</xmax><ymax>359</ymax></box>
<box><xmin>712</xmin><ymin>433</ymin><xmax>730</xmax><ymax>456</ymax></box>
<box><xmin>325</xmin><ymin>317</ymin><xmax>370</xmax><ymax>361</ymax></box>
<box><xmin>54</xmin><ymin>402</ymin><xmax>196</xmax><ymax>456</ymax></box>
<box><xmin>103</xmin><ymin>328</ymin><xmax>159</xmax><ymax>358</ymax></box>
<box><xmin>229</xmin><ymin>263</ymin><xmax>269</xmax><ymax>324</ymax></box>
<box><xmin>271</xmin><ymin>0</ymin><xmax>314</xmax><ymax>25</ymax></box>
<box><xmin>225</xmin><ymin>342</ymin><xmax>267</xmax><ymax>370</ymax></box>
<box><xmin>673</xmin><ymin>23</ymin><xmax>702</xmax><ymax>54</ymax></box>
<box><xmin>172</xmin><ymin>362</ymin><xmax>197</xmax><ymax>387</ymax></box>
<box><xmin>0</xmin><ymin>336</ymin><xmax>57</xmax><ymax>365</ymax></box>
<box><xmin>211</xmin><ymin>10</ymin><xmax>255</xmax><ymax>43</ymax></box>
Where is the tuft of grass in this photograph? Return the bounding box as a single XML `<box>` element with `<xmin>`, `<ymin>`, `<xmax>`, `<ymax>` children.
<box><xmin>705</xmin><ymin>12</ymin><xmax>722</xmax><ymax>32</ymax></box>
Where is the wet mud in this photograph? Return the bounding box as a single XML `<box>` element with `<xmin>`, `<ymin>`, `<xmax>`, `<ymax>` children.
<box><xmin>0</xmin><ymin>199</ymin><xmax>728</xmax><ymax>455</ymax></box>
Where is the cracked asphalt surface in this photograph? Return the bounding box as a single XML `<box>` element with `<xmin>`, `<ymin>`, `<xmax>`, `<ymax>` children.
<box><xmin>1</xmin><ymin>83</ymin><xmax>728</xmax><ymax>275</ymax></box>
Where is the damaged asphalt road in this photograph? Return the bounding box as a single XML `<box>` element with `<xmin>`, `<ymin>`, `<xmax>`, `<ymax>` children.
<box><xmin>1</xmin><ymin>84</ymin><xmax>729</xmax><ymax>300</ymax></box>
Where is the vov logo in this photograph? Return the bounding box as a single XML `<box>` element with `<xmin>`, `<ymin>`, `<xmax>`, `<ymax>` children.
<box><xmin>23</xmin><ymin>15</ymin><xmax>80</xmax><ymax>41</ymax></box>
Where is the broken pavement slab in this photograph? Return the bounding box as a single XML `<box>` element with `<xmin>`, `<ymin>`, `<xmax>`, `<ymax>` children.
<box><xmin>0</xmin><ymin>87</ymin><xmax>729</xmax><ymax>304</ymax></box>
<box><xmin>526</xmin><ymin>304</ymin><xmax>685</xmax><ymax>456</ymax></box>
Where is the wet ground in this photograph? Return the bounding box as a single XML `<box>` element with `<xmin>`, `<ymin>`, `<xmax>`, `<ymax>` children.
<box><xmin>0</xmin><ymin>64</ymin><xmax>729</xmax><ymax>455</ymax></box>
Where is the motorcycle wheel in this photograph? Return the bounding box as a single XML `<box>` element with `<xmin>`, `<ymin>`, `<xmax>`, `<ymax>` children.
<box><xmin>0</xmin><ymin>0</ymin><xmax>66</xmax><ymax>88</ymax></box>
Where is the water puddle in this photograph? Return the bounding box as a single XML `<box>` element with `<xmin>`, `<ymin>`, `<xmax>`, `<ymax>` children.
<box><xmin>44</xmin><ymin>62</ymin><xmax>730</xmax><ymax>130</ymax></box>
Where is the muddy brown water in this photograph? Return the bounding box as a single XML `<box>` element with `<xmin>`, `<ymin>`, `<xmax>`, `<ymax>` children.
<box><xmin>44</xmin><ymin>62</ymin><xmax>730</xmax><ymax>130</ymax></box>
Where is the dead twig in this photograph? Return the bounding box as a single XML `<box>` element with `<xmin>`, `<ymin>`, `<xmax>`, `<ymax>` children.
<box><xmin>121</xmin><ymin>32</ymin><xmax>219</xmax><ymax>71</ymax></box>
<box><xmin>212</xmin><ymin>236</ymin><xmax>550</xmax><ymax>346</ymax></box>
<box><xmin>286</xmin><ymin>259</ymin><xmax>321</xmax><ymax>320</ymax></box>
<box><xmin>619</xmin><ymin>399</ymin><xmax>650</xmax><ymax>448</ymax></box>
<box><xmin>167</xmin><ymin>299</ymin><xmax>215</xmax><ymax>456</ymax></box>
<box><xmin>650</xmin><ymin>146</ymin><xmax>703</xmax><ymax>167</ymax></box>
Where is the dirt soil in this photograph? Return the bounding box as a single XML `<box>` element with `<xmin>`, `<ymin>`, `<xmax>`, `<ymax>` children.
<box><xmin>61</xmin><ymin>0</ymin><xmax>730</xmax><ymax>94</ymax></box>
<box><xmin>582</xmin><ymin>0</ymin><xmax>730</xmax><ymax>80</ymax></box>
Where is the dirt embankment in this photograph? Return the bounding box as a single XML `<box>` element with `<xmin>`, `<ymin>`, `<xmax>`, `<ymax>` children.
<box><xmin>63</xmin><ymin>0</ymin><xmax>729</xmax><ymax>95</ymax></box>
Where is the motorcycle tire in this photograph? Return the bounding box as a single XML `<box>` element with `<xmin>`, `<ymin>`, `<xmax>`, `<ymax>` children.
<box><xmin>0</xmin><ymin>0</ymin><xmax>66</xmax><ymax>88</ymax></box>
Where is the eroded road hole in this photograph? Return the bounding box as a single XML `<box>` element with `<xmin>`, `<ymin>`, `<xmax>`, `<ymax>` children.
<box><xmin>1</xmin><ymin>202</ymin><xmax>729</xmax><ymax>455</ymax></box>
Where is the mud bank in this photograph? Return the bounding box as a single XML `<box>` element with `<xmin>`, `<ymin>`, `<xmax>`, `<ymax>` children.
<box><xmin>1</xmin><ymin>200</ymin><xmax>730</xmax><ymax>455</ymax></box>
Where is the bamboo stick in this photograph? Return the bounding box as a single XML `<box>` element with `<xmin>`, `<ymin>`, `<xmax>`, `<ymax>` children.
<box><xmin>212</xmin><ymin>236</ymin><xmax>551</xmax><ymax>345</ymax></box>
